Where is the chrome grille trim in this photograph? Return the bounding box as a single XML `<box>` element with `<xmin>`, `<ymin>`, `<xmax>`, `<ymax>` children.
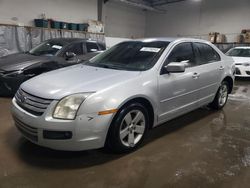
<box><xmin>15</xmin><ymin>89</ymin><xmax>53</xmax><ymax>116</ymax></box>
<box><xmin>16</xmin><ymin>89</ymin><xmax>52</xmax><ymax>104</ymax></box>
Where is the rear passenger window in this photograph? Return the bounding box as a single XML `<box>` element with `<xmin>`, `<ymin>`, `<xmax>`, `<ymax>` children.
<box><xmin>166</xmin><ymin>42</ymin><xmax>196</xmax><ymax>68</ymax></box>
<box><xmin>86</xmin><ymin>42</ymin><xmax>99</xmax><ymax>52</ymax></box>
<box><xmin>194</xmin><ymin>43</ymin><xmax>221</xmax><ymax>64</ymax></box>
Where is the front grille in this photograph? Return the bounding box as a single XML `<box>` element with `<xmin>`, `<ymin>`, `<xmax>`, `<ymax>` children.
<box><xmin>235</xmin><ymin>68</ymin><xmax>241</xmax><ymax>75</ymax></box>
<box><xmin>14</xmin><ymin>117</ymin><xmax>38</xmax><ymax>142</ymax></box>
<box><xmin>15</xmin><ymin>89</ymin><xmax>52</xmax><ymax>116</ymax></box>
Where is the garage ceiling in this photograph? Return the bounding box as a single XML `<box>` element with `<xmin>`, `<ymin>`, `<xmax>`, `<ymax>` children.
<box><xmin>105</xmin><ymin>0</ymin><xmax>187</xmax><ymax>12</ymax></box>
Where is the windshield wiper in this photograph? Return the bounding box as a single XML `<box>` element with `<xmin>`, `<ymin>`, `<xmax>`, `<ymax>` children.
<box><xmin>98</xmin><ymin>64</ymin><xmax>122</xmax><ymax>70</ymax></box>
<box><xmin>85</xmin><ymin>62</ymin><xmax>122</xmax><ymax>70</ymax></box>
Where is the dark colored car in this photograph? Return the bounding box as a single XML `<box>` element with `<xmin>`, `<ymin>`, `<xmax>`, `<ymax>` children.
<box><xmin>0</xmin><ymin>38</ymin><xmax>105</xmax><ymax>96</ymax></box>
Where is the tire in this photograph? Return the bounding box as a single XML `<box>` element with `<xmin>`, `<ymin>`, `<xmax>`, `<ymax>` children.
<box><xmin>106</xmin><ymin>102</ymin><xmax>149</xmax><ymax>153</ymax></box>
<box><xmin>209</xmin><ymin>81</ymin><xmax>229</xmax><ymax>110</ymax></box>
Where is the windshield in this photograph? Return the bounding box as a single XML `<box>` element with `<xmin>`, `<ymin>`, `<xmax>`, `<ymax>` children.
<box><xmin>226</xmin><ymin>48</ymin><xmax>250</xmax><ymax>57</ymax></box>
<box><xmin>29</xmin><ymin>40</ymin><xmax>67</xmax><ymax>56</ymax></box>
<box><xmin>85</xmin><ymin>41</ymin><xmax>169</xmax><ymax>71</ymax></box>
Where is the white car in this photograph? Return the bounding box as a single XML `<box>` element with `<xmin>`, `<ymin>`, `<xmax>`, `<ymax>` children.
<box><xmin>226</xmin><ymin>47</ymin><xmax>250</xmax><ymax>77</ymax></box>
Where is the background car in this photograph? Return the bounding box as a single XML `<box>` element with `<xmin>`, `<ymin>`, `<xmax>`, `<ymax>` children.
<box><xmin>0</xmin><ymin>38</ymin><xmax>105</xmax><ymax>96</ymax></box>
<box><xmin>12</xmin><ymin>38</ymin><xmax>235</xmax><ymax>153</ymax></box>
<box><xmin>226</xmin><ymin>47</ymin><xmax>250</xmax><ymax>77</ymax></box>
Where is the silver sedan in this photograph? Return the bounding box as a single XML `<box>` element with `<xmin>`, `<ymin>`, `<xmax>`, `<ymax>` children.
<box><xmin>11</xmin><ymin>38</ymin><xmax>235</xmax><ymax>153</ymax></box>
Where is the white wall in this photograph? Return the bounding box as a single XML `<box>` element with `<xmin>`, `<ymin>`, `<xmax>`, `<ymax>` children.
<box><xmin>145</xmin><ymin>0</ymin><xmax>250</xmax><ymax>42</ymax></box>
<box><xmin>0</xmin><ymin>0</ymin><xmax>145</xmax><ymax>40</ymax></box>
<box><xmin>103</xmin><ymin>1</ymin><xmax>146</xmax><ymax>38</ymax></box>
<box><xmin>1</xmin><ymin>0</ymin><xmax>250</xmax><ymax>43</ymax></box>
<box><xmin>0</xmin><ymin>0</ymin><xmax>97</xmax><ymax>26</ymax></box>
<box><xmin>105</xmin><ymin>37</ymin><xmax>130</xmax><ymax>48</ymax></box>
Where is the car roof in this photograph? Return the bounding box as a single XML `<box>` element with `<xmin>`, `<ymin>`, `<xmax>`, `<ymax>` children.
<box><xmin>46</xmin><ymin>38</ymin><xmax>97</xmax><ymax>44</ymax></box>
<box><xmin>233</xmin><ymin>46</ymin><xmax>250</xmax><ymax>49</ymax></box>
<box><xmin>128</xmin><ymin>37</ymin><xmax>210</xmax><ymax>43</ymax></box>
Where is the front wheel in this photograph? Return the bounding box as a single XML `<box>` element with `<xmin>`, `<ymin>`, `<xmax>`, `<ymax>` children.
<box><xmin>106</xmin><ymin>103</ymin><xmax>149</xmax><ymax>153</ymax></box>
<box><xmin>209</xmin><ymin>81</ymin><xmax>229</xmax><ymax>110</ymax></box>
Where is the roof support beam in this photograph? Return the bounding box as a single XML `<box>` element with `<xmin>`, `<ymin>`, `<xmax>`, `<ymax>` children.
<box><xmin>98</xmin><ymin>0</ymin><xmax>103</xmax><ymax>21</ymax></box>
<box><xmin>151</xmin><ymin>0</ymin><xmax>186</xmax><ymax>7</ymax></box>
<box><xmin>112</xmin><ymin>0</ymin><xmax>167</xmax><ymax>12</ymax></box>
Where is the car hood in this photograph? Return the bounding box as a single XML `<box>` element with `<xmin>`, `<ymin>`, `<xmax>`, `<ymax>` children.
<box><xmin>21</xmin><ymin>64</ymin><xmax>141</xmax><ymax>100</ymax></box>
<box><xmin>0</xmin><ymin>53</ymin><xmax>52</xmax><ymax>71</ymax></box>
<box><xmin>232</xmin><ymin>56</ymin><xmax>250</xmax><ymax>64</ymax></box>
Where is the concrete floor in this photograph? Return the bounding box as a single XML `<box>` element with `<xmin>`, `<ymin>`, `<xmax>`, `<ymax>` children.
<box><xmin>0</xmin><ymin>80</ymin><xmax>250</xmax><ymax>188</ymax></box>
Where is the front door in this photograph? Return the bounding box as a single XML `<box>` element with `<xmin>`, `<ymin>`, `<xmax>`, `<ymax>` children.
<box><xmin>158</xmin><ymin>42</ymin><xmax>200</xmax><ymax>123</ymax></box>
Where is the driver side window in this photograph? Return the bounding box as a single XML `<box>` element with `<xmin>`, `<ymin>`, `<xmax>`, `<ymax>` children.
<box><xmin>166</xmin><ymin>42</ymin><xmax>196</xmax><ymax>68</ymax></box>
<box><xmin>65</xmin><ymin>43</ymin><xmax>83</xmax><ymax>56</ymax></box>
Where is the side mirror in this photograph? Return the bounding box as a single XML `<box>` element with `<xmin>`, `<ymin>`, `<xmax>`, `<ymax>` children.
<box><xmin>164</xmin><ymin>62</ymin><xmax>186</xmax><ymax>73</ymax></box>
<box><xmin>65</xmin><ymin>52</ymin><xmax>76</xmax><ymax>60</ymax></box>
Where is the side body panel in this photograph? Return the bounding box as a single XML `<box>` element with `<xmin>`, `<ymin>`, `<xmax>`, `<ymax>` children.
<box><xmin>157</xmin><ymin>67</ymin><xmax>200</xmax><ymax>123</ymax></box>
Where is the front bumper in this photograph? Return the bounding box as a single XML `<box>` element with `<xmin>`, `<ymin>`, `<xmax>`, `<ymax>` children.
<box><xmin>235</xmin><ymin>66</ymin><xmax>250</xmax><ymax>77</ymax></box>
<box><xmin>11</xmin><ymin>98</ymin><xmax>114</xmax><ymax>151</ymax></box>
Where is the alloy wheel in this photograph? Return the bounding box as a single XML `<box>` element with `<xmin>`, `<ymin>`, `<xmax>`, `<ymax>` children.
<box><xmin>119</xmin><ymin>110</ymin><xmax>146</xmax><ymax>147</ymax></box>
<box><xmin>218</xmin><ymin>84</ymin><xmax>228</xmax><ymax>107</ymax></box>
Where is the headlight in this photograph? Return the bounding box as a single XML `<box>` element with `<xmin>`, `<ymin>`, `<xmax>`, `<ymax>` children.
<box><xmin>53</xmin><ymin>93</ymin><xmax>94</xmax><ymax>120</ymax></box>
<box><xmin>244</xmin><ymin>63</ymin><xmax>250</xmax><ymax>67</ymax></box>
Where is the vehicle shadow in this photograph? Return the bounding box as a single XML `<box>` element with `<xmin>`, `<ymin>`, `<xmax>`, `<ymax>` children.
<box><xmin>10</xmin><ymin>107</ymin><xmax>216</xmax><ymax>170</ymax></box>
<box><xmin>11</xmin><ymin>134</ymin><xmax>124</xmax><ymax>169</ymax></box>
<box><xmin>0</xmin><ymin>95</ymin><xmax>14</xmax><ymax>99</ymax></box>
<box><xmin>143</xmin><ymin>107</ymin><xmax>215</xmax><ymax>145</ymax></box>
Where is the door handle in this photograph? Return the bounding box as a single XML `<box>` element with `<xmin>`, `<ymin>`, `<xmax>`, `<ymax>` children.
<box><xmin>192</xmin><ymin>72</ymin><xmax>200</xmax><ymax>79</ymax></box>
<box><xmin>219</xmin><ymin>66</ymin><xmax>225</xmax><ymax>70</ymax></box>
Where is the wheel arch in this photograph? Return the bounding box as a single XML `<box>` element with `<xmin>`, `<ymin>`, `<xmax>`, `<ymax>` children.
<box><xmin>222</xmin><ymin>76</ymin><xmax>234</xmax><ymax>93</ymax></box>
<box><xmin>122</xmin><ymin>97</ymin><xmax>155</xmax><ymax>129</ymax></box>
<box><xmin>111</xmin><ymin>96</ymin><xmax>156</xmax><ymax>130</ymax></box>
<box><xmin>104</xmin><ymin>96</ymin><xmax>156</xmax><ymax>150</ymax></box>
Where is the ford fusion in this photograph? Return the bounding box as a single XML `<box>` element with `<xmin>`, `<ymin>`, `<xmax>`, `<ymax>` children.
<box><xmin>0</xmin><ymin>38</ymin><xmax>105</xmax><ymax>96</ymax></box>
<box><xmin>226</xmin><ymin>47</ymin><xmax>250</xmax><ymax>77</ymax></box>
<box><xmin>11</xmin><ymin>38</ymin><xmax>235</xmax><ymax>153</ymax></box>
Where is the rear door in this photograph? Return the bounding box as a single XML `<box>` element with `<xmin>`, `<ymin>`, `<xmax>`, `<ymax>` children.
<box><xmin>192</xmin><ymin>42</ymin><xmax>223</xmax><ymax>105</ymax></box>
<box><xmin>158</xmin><ymin>42</ymin><xmax>201</xmax><ymax>123</ymax></box>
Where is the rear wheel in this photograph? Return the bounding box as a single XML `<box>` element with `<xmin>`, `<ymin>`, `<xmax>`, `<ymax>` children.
<box><xmin>209</xmin><ymin>81</ymin><xmax>229</xmax><ymax>110</ymax></box>
<box><xmin>106</xmin><ymin>103</ymin><xmax>149</xmax><ymax>153</ymax></box>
